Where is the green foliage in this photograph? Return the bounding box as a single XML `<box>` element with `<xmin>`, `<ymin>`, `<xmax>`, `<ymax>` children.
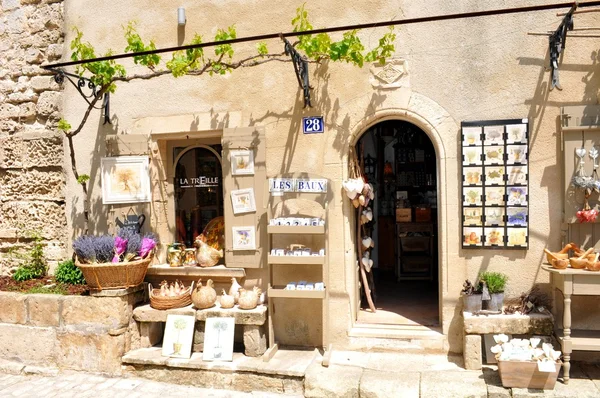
<box><xmin>70</xmin><ymin>28</ymin><xmax>126</xmax><ymax>92</ymax></box>
<box><xmin>167</xmin><ymin>34</ymin><xmax>204</xmax><ymax>77</ymax></box>
<box><xmin>329</xmin><ymin>30</ymin><xmax>365</xmax><ymax>66</ymax></box>
<box><xmin>55</xmin><ymin>259</ymin><xmax>86</xmax><ymax>285</ymax></box>
<box><xmin>12</xmin><ymin>231</ymin><xmax>47</xmax><ymax>282</ymax></box>
<box><xmin>76</xmin><ymin>174</ymin><xmax>90</xmax><ymax>185</ymax></box>
<box><xmin>25</xmin><ymin>285</ymin><xmax>68</xmax><ymax>295</ymax></box>
<box><xmin>365</xmin><ymin>27</ymin><xmax>397</xmax><ymax>65</ymax></box>
<box><xmin>479</xmin><ymin>272</ymin><xmax>508</xmax><ymax>294</ymax></box>
<box><xmin>57</xmin><ymin>118</ymin><xmax>71</xmax><ymax>133</ymax></box>
<box><xmin>256</xmin><ymin>42</ymin><xmax>269</xmax><ymax>56</ymax></box>
<box><xmin>13</xmin><ymin>266</ymin><xmax>39</xmax><ymax>282</ymax></box>
<box><xmin>211</xmin><ymin>26</ymin><xmax>237</xmax><ymax>75</ymax></box>
<box><xmin>124</xmin><ymin>22</ymin><xmax>161</xmax><ymax>69</ymax></box>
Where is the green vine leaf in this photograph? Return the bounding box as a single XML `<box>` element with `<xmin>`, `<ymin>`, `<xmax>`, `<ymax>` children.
<box><xmin>57</xmin><ymin>119</ymin><xmax>71</xmax><ymax>133</ymax></box>
<box><xmin>167</xmin><ymin>34</ymin><xmax>204</xmax><ymax>77</ymax></box>
<box><xmin>77</xmin><ymin>174</ymin><xmax>90</xmax><ymax>185</ymax></box>
<box><xmin>124</xmin><ymin>22</ymin><xmax>161</xmax><ymax>70</ymax></box>
<box><xmin>365</xmin><ymin>27</ymin><xmax>396</xmax><ymax>65</ymax></box>
<box><xmin>257</xmin><ymin>42</ymin><xmax>268</xmax><ymax>56</ymax></box>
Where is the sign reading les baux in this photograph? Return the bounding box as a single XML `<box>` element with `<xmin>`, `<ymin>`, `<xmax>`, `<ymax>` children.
<box><xmin>269</xmin><ymin>178</ymin><xmax>327</xmax><ymax>193</ymax></box>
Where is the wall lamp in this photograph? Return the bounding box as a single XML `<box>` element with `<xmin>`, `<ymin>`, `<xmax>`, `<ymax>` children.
<box><xmin>178</xmin><ymin>7</ymin><xmax>186</xmax><ymax>26</ymax></box>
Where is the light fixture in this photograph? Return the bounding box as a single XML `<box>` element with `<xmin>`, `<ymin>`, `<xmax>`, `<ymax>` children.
<box><xmin>178</xmin><ymin>7</ymin><xmax>186</xmax><ymax>26</ymax></box>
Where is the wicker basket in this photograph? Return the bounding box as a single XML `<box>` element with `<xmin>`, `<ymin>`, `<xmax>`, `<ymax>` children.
<box><xmin>149</xmin><ymin>282</ymin><xmax>193</xmax><ymax>310</ymax></box>
<box><xmin>75</xmin><ymin>256</ymin><xmax>152</xmax><ymax>290</ymax></box>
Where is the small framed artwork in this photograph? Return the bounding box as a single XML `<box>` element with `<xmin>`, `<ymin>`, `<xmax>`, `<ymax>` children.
<box><xmin>231</xmin><ymin>188</ymin><xmax>256</xmax><ymax>214</ymax></box>
<box><xmin>484</xmin><ymin>125</ymin><xmax>504</xmax><ymax>145</ymax></box>
<box><xmin>507</xmin><ymin>187</ymin><xmax>527</xmax><ymax>206</ymax></box>
<box><xmin>463</xmin><ymin>147</ymin><xmax>482</xmax><ymax>165</ymax></box>
<box><xmin>463</xmin><ymin>227</ymin><xmax>483</xmax><ymax>246</ymax></box>
<box><xmin>463</xmin><ymin>187</ymin><xmax>483</xmax><ymax>206</ymax></box>
<box><xmin>507</xmin><ymin>207</ymin><xmax>528</xmax><ymax>226</ymax></box>
<box><xmin>463</xmin><ymin>207</ymin><xmax>483</xmax><ymax>226</ymax></box>
<box><xmin>101</xmin><ymin>156</ymin><xmax>151</xmax><ymax>204</ymax></box>
<box><xmin>203</xmin><ymin>317</ymin><xmax>235</xmax><ymax>361</ymax></box>
<box><xmin>507</xmin><ymin>145</ymin><xmax>528</xmax><ymax>164</ymax></box>
<box><xmin>483</xmin><ymin>146</ymin><xmax>504</xmax><ymax>165</ymax></box>
<box><xmin>162</xmin><ymin>314</ymin><xmax>195</xmax><ymax>359</ymax></box>
<box><xmin>230</xmin><ymin>150</ymin><xmax>255</xmax><ymax>175</ymax></box>
<box><xmin>506</xmin><ymin>124</ymin><xmax>527</xmax><ymax>144</ymax></box>
<box><xmin>463</xmin><ymin>167</ymin><xmax>483</xmax><ymax>186</ymax></box>
<box><xmin>485</xmin><ymin>187</ymin><xmax>505</xmax><ymax>206</ymax></box>
<box><xmin>485</xmin><ymin>208</ymin><xmax>504</xmax><ymax>226</ymax></box>
<box><xmin>485</xmin><ymin>166</ymin><xmax>505</xmax><ymax>185</ymax></box>
<box><xmin>484</xmin><ymin>228</ymin><xmax>504</xmax><ymax>246</ymax></box>
<box><xmin>232</xmin><ymin>226</ymin><xmax>256</xmax><ymax>250</ymax></box>
<box><xmin>507</xmin><ymin>166</ymin><xmax>527</xmax><ymax>185</ymax></box>
<box><xmin>462</xmin><ymin>126</ymin><xmax>482</xmax><ymax>146</ymax></box>
<box><xmin>507</xmin><ymin>228</ymin><xmax>528</xmax><ymax>247</ymax></box>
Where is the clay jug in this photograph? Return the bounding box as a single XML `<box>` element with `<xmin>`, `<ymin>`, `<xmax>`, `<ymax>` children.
<box><xmin>219</xmin><ymin>289</ymin><xmax>235</xmax><ymax>309</ymax></box>
<box><xmin>192</xmin><ymin>279</ymin><xmax>217</xmax><ymax>309</ymax></box>
<box><xmin>228</xmin><ymin>277</ymin><xmax>242</xmax><ymax>303</ymax></box>
<box><xmin>238</xmin><ymin>286</ymin><xmax>262</xmax><ymax>310</ymax></box>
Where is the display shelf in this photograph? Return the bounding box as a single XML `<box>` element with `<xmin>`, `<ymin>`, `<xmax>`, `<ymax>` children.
<box><xmin>267</xmin><ymin>225</ymin><xmax>325</xmax><ymax>234</ymax></box>
<box><xmin>267</xmin><ymin>255</ymin><xmax>325</xmax><ymax>265</ymax></box>
<box><xmin>555</xmin><ymin>329</ymin><xmax>600</xmax><ymax>351</ymax></box>
<box><xmin>267</xmin><ymin>287</ymin><xmax>326</xmax><ymax>299</ymax></box>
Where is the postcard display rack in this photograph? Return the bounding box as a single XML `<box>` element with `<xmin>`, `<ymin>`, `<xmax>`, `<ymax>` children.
<box><xmin>263</xmin><ymin>175</ymin><xmax>332</xmax><ymax>366</ymax></box>
<box><xmin>461</xmin><ymin>119</ymin><xmax>529</xmax><ymax>249</ymax></box>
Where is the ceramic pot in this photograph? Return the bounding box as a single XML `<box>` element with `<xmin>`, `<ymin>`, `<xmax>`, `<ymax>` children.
<box><xmin>219</xmin><ymin>289</ymin><xmax>235</xmax><ymax>308</ymax></box>
<box><xmin>228</xmin><ymin>277</ymin><xmax>242</xmax><ymax>303</ymax></box>
<box><xmin>238</xmin><ymin>286</ymin><xmax>262</xmax><ymax>310</ymax></box>
<box><xmin>484</xmin><ymin>292</ymin><xmax>504</xmax><ymax>312</ymax></box>
<box><xmin>192</xmin><ymin>279</ymin><xmax>217</xmax><ymax>309</ymax></box>
<box><xmin>463</xmin><ymin>293</ymin><xmax>482</xmax><ymax>313</ymax></box>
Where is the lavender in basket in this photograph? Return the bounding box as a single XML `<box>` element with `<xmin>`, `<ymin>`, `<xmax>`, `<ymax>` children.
<box><xmin>95</xmin><ymin>235</ymin><xmax>116</xmax><ymax>263</ymax></box>
<box><xmin>118</xmin><ymin>228</ymin><xmax>142</xmax><ymax>257</ymax></box>
<box><xmin>72</xmin><ymin>236</ymin><xmax>96</xmax><ymax>264</ymax></box>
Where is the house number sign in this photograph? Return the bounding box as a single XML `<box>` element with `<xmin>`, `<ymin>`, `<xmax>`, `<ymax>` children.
<box><xmin>303</xmin><ymin>116</ymin><xmax>324</xmax><ymax>134</ymax></box>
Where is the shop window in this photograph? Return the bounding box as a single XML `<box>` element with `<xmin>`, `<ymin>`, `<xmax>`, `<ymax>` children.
<box><xmin>174</xmin><ymin>145</ymin><xmax>223</xmax><ymax>247</ymax></box>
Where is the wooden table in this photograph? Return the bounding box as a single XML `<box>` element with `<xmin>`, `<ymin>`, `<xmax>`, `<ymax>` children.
<box><xmin>541</xmin><ymin>264</ymin><xmax>600</xmax><ymax>383</ymax></box>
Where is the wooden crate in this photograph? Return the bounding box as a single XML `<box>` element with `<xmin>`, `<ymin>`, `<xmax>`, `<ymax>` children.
<box><xmin>497</xmin><ymin>360</ymin><xmax>561</xmax><ymax>390</ymax></box>
<box><xmin>396</xmin><ymin>208</ymin><xmax>412</xmax><ymax>222</ymax></box>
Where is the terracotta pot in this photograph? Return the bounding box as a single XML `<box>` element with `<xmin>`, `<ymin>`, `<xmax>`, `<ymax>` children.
<box><xmin>238</xmin><ymin>286</ymin><xmax>262</xmax><ymax>310</ymax></box>
<box><xmin>569</xmin><ymin>257</ymin><xmax>590</xmax><ymax>269</ymax></box>
<box><xmin>219</xmin><ymin>289</ymin><xmax>235</xmax><ymax>308</ymax></box>
<box><xmin>551</xmin><ymin>258</ymin><xmax>569</xmax><ymax>269</ymax></box>
<box><xmin>191</xmin><ymin>279</ymin><xmax>217</xmax><ymax>309</ymax></box>
<box><xmin>586</xmin><ymin>261</ymin><xmax>600</xmax><ymax>272</ymax></box>
<box><xmin>546</xmin><ymin>252</ymin><xmax>568</xmax><ymax>263</ymax></box>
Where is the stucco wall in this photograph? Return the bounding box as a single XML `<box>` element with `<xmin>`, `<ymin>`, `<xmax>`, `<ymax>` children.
<box><xmin>60</xmin><ymin>1</ymin><xmax>600</xmax><ymax>351</ymax></box>
<box><xmin>0</xmin><ymin>0</ymin><xmax>66</xmax><ymax>275</ymax></box>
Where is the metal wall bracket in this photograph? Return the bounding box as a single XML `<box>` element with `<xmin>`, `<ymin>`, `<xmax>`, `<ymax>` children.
<box><xmin>52</xmin><ymin>70</ymin><xmax>111</xmax><ymax>125</ymax></box>
<box><xmin>283</xmin><ymin>38</ymin><xmax>312</xmax><ymax>108</ymax></box>
<box><xmin>549</xmin><ymin>4</ymin><xmax>577</xmax><ymax>91</ymax></box>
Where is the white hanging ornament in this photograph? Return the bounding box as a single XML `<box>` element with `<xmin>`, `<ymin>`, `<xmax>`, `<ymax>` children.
<box><xmin>365</xmin><ymin>259</ymin><xmax>373</xmax><ymax>272</ymax></box>
<box><xmin>360</xmin><ymin>213</ymin><xmax>369</xmax><ymax>225</ymax></box>
<box><xmin>362</xmin><ymin>237</ymin><xmax>372</xmax><ymax>249</ymax></box>
<box><xmin>366</xmin><ymin>208</ymin><xmax>373</xmax><ymax>221</ymax></box>
<box><xmin>358</xmin><ymin>195</ymin><xmax>366</xmax><ymax>206</ymax></box>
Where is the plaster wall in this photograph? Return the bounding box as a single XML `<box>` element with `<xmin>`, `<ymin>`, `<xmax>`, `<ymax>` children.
<box><xmin>61</xmin><ymin>1</ymin><xmax>600</xmax><ymax>351</ymax></box>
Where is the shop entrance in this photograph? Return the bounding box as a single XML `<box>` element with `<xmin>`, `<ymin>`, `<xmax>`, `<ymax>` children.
<box><xmin>356</xmin><ymin>120</ymin><xmax>439</xmax><ymax>326</ymax></box>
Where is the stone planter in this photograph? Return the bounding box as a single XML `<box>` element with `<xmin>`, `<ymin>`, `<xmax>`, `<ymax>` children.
<box><xmin>484</xmin><ymin>292</ymin><xmax>504</xmax><ymax>312</ymax></box>
<box><xmin>463</xmin><ymin>293</ymin><xmax>482</xmax><ymax>313</ymax></box>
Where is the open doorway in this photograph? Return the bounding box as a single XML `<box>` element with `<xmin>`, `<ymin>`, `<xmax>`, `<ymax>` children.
<box><xmin>356</xmin><ymin>120</ymin><xmax>439</xmax><ymax>326</ymax></box>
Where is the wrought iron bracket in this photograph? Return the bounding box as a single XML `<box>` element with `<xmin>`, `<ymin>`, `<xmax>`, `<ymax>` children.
<box><xmin>282</xmin><ymin>37</ymin><xmax>312</xmax><ymax>108</ymax></box>
<box><xmin>549</xmin><ymin>4</ymin><xmax>577</xmax><ymax>91</ymax></box>
<box><xmin>52</xmin><ymin>70</ymin><xmax>111</xmax><ymax>125</ymax></box>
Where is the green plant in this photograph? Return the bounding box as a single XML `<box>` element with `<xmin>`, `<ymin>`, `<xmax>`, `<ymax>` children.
<box><xmin>25</xmin><ymin>285</ymin><xmax>67</xmax><ymax>295</ymax></box>
<box><xmin>11</xmin><ymin>231</ymin><xmax>47</xmax><ymax>282</ymax></box>
<box><xmin>55</xmin><ymin>259</ymin><xmax>86</xmax><ymax>285</ymax></box>
<box><xmin>479</xmin><ymin>272</ymin><xmax>508</xmax><ymax>294</ymax></box>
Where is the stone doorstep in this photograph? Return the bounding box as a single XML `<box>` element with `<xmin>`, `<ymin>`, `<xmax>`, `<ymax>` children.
<box><xmin>463</xmin><ymin>312</ymin><xmax>554</xmax><ymax>335</ymax></box>
<box><xmin>133</xmin><ymin>303</ymin><xmax>267</xmax><ymax>325</ymax></box>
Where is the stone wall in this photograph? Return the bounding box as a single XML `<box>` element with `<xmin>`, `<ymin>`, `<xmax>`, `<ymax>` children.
<box><xmin>0</xmin><ymin>0</ymin><xmax>66</xmax><ymax>275</ymax></box>
<box><xmin>0</xmin><ymin>288</ymin><xmax>144</xmax><ymax>374</ymax></box>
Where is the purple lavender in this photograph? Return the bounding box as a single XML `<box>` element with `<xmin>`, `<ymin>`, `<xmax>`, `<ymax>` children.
<box><xmin>95</xmin><ymin>235</ymin><xmax>115</xmax><ymax>263</ymax></box>
<box><xmin>508</xmin><ymin>212</ymin><xmax>526</xmax><ymax>226</ymax></box>
<box><xmin>118</xmin><ymin>229</ymin><xmax>142</xmax><ymax>255</ymax></box>
<box><xmin>72</xmin><ymin>236</ymin><xmax>96</xmax><ymax>263</ymax></box>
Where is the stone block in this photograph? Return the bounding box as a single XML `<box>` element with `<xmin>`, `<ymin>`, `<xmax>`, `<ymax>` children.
<box><xmin>463</xmin><ymin>313</ymin><xmax>554</xmax><ymax>335</ymax></box>
<box><xmin>61</xmin><ymin>296</ymin><xmax>130</xmax><ymax>330</ymax></box>
<box><xmin>27</xmin><ymin>294</ymin><xmax>61</xmax><ymax>327</ymax></box>
<box><xmin>0</xmin><ymin>168</ymin><xmax>64</xmax><ymax>201</ymax></box>
<box><xmin>18</xmin><ymin>102</ymin><xmax>36</xmax><ymax>120</ymax></box>
<box><xmin>133</xmin><ymin>304</ymin><xmax>195</xmax><ymax>322</ymax></box>
<box><xmin>46</xmin><ymin>43</ymin><xmax>63</xmax><ymax>60</ymax></box>
<box><xmin>0</xmin><ymin>201</ymin><xmax>66</xmax><ymax>241</ymax></box>
<box><xmin>0</xmin><ymin>323</ymin><xmax>57</xmax><ymax>365</ymax></box>
<box><xmin>421</xmin><ymin>371</ymin><xmax>487</xmax><ymax>398</ymax></box>
<box><xmin>243</xmin><ymin>325</ymin><xmax>266</xmax><ymax>357</ymax></box>
<box><xmin>0</xmin><ymin>358</ymin><xmax>25</xmax><ymax>374</ymax></box>
<box><xmin>464</xmin><ymin>334</ymin><xmax>482</xmax><ymax>370</ymax></box>
<box><xmin>0</xmin><ymin>103</ymin><xmax>19</xmax><ymax>118</ymax></box>
<box><xmin>0</xmin><ymin>292</ymin><xmax>27</xmax><ymax>324</ymax></box>
<box><xmin>36</xmin><ymin>91</ymin><xmax>60</xmax><ymax>116</ymax></box>
<box><xmin>196</xmin><ymin>305</ymin><xmax>267</xmax><ymax>325</ymax></box>
<box><xmin>140</xmin><ymin>322</ymin><xmax>163</xmax><ymax>348</ymax></box>
<box><xmin>304</xmin><ymin>361</ymin><xmax>362</xmax><ymax>398</ymax></box>
<box><xmin>193</xmin><ymin>321</ymin><xmax>205</xmax><ymax>352</ymax></box>
<box><xmin>25</xmin><ymin>49</ymin><xmax>43</xmax><ymax>64</ymax></box>
<box><xmin>360</xmin><ymin>369</ymin><xmax>420</xmax><ymax>398</ymax></box>
<box><xmin>2</xmin><ymin>0</ymin><xmax>19</xmax><ymax>11</ymax></box>
<box><xmin>7</xmin><ymin>91</ymin><xmax>37</xmax><ymax>104</ymax></box>
<box><xmin>30</xmin><ymin>76</ymin><xmax>59</xmax><ymax>92</ymax></box>
<box><xmin>56</xmin><ymin>330</ymin><xmax>126</xmax><ymax>374</ymax></box>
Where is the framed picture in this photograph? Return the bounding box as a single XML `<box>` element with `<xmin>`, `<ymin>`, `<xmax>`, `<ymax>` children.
<box><xmin>485</xmin><ymin>187</ymin><xmax>505</xmax><ymax>206</ymax></box>
<box><xmin>463</xmin><ymin>207</ymin><xmax>483</xmax><ymax>226</ymax></box>
<box><xmin>203</xmin><ymin>317</ymin><xmax>235</xmax><ymax>361</ymax></box>
<box><xmin>483</xmin><ymin>146</ymin><xmax>504</xmax><ymax>165</ymax></box>
<box><xmin>230</xmin><ymin>150</ymin><xmax>255</xmax><ymax>175</ymax></box>
<box><xmin>463</xmin><ymin>167</ymin><xmax>482</xmax><ymax>186</ymax></box>
<box><xmin>507</xmin><ymin>166</ymin><xmax>527</xmax><ymax>185</ymax></box>
<box><xmin>484</xmin><ymin>125</ymin><xmax>504</xmax><ymax>145</ymax></box>
<box><xmin>485</xmin><ymin>208</ymin><xmax>504</xmax><ymax>226</ymax></box>
<box><xmin>507</xmin><ymin>207</ymin><xmax>528</xmax><ymax>226</ymax></box>
<box><xmin>463</xmin><ymin>227</ymin><xmax>483</xmax><ymax>246</ymax></box>
<box><xmin>101</xmin><ymin>156</ymin><xmax>151</xmax><ymax>204</ymax></box>
<box><xmin>507</xmin><ymin>228</ymin><xmax>528</xmax><ymax>247</ymax></box>
<box><xmin>232</xmin><ymin>226</ymin><xmax>256</xmax><ymax>250</ymax></box>
<box><xmin>507</xmin><ymin>145</ymin><xmax>528</xmax><ymax>164</ymax></box>
<box><xmin>231</xmin><ymin>188</ymin><xmax>256</xmax><ymax>214</ymax></box>
<box><xmin>484</xmin><ymin>227</ymin><xmax>505</xmax><ymax>247</ymax></box>
<box><xmin>162</xmin><ymin>314</ymin><xmax>195</xmax><ymax>359</ymax></box>
<box><xmin>506</xmin><ymin>124</ymin><xmax>527</xmax><ymax>144</ymax></box>
<box><xmin>485</xmin><ymin>166</ymin><xmax>505</xmax><ymax>185</ymax></box>
<box><xmin>507</xmin><ymin>187</ymin><xmax>527</xmax><ymax>206</ymax></box>
<box><xmin>462</xmin><ymin>126</ymin><xmax>482</xmax><ymax>146</ymax></box>
<box><xmin>463</xmin><ymin>187</ymin><xmax>483</xmax><ymax>206</ymax></box>
<box><xmin>463</xmin><ymin>147</ymin><xmax>482</xmax><ymax>165</ymax></box>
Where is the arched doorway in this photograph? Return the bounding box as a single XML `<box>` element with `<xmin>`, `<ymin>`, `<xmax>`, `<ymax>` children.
<box><xmin>355</xmin><ymin>120</ymin><xmax>439</xmax><ymax>326</ymax></box>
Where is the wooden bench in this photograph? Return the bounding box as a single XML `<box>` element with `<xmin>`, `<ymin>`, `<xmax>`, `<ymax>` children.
<box><xmin>133</xmin><ymin>304</ymin><xmax>267</xmax><ymax>357</ymax></box>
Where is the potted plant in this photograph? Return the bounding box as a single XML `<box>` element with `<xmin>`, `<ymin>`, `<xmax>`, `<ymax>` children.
<box><xmin>479</xmin><ymin>271</ymin><xmax>508</xmax><ymax>312</ymax></box>
<box><xmin>462</xmin><ymin>279</ymin><xmax>483</xmax><ymax>313</ymax></box>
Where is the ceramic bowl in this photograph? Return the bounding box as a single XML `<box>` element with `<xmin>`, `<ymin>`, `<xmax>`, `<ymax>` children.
<box><xmin>586</xmin><ymin>261</ymin><xmax>600</xmax><ymax>272</ymax></box>
<box><xmin>551</xmin><ymin>258</ymin><xmax>569</xmax><ymax>269</ymax></box>
<box><xmin>569</xmin><ymin>257</ymin><xmax>590</xmax><ymax>269</ymax></box>
<box><xmin>546</xmin><ymin>252</ymin><xmax>568</xmax><ymax>263</ymax></box>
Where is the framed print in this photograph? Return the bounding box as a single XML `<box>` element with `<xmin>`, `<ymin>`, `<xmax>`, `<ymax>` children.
<box><xmin>483</xmin><ymin>146</ymin><xmax>504</xmax><ymax>165</ymax></box>
<box><xmin>485</xmin><ymin>187</ymin><xmax>505</xmax><ymax>206</ymax></box>
<box><xmin>463</xmin><ymin>227</ymin><xmax>483</xmax><ymax>246</ymax></box>
<box><xmin>463</xmin><ymin>187</ymin><xmax>483</xmax><ymax>206</ymax></box>
<box><xmin>507</xmin><ymin>228</ymin><xmax>528</xmax><ymax>247</ymax></box>
<box><xmin>485</xmin><ymin>166</ymin><xmax>505</xmax><ymax>185</ymax></box>
<box><xmin>484</xmin><ymin>126</ymin><xmax>504</xmax><ymax>145</ymax></box>
<box><xmin>507</xmin><ymin>187</ymin><xmax>527</xmax><ymax>206</ymax></box>
<box><xmin>507</xmin><ymin>145</ymin><xmax>528</xmax><ymax>164</ymax></box>
<box><xmin>463</xmin><ymin>147</ymin><xmax>482</xmax><ymax>165</ymax></box>
<box><xmin>230</xmin><ymin>150</ymin><xmax>255</xmax><ymax>175</ymax></box>
<box><xmin>231</xmin><ymin>188</ymin><xmax>256</xmax><ymax>214</ymax></box>
<box><xmin>162</xmin><ymin>314</ymin><xmax>195</xmax><ymax>359</ymax></box>
<box><xmin>463</xmin><ymin>167</ymin><xmax>482</xmax><ymax>186</ymax></box>
<box><xmin>507</xmin><ymin>207</ymin><xmax>528</xmax><ymax>226</ymax></box>
<box><xmin>232</xmin><ymin>226</ymin><xmax>256</xmax><ymax>250</ymax></box>
<box><xmin>462</xmin><ymin>126</ymin><xmax>482</xmax><ymax>146</ymax></box>
<box><xmin>101</xmin><ymin>156</ymin><xmax>151</xmax><ymax>204</ymax></box>
<box><xmin>463</xmin><ymin>207</ymin><xmax>483</xmax><ymax>226</ymax></box>
<box><xmin>484</xmin><ymin>227</ymin><xmax>504</xmax><ymax>246</ymax></box>
<box><xmin>485</xmin><ymin>208</ymin><xmax>504</xmax><ymax>226</ymax></box>
<box><xmin>506</xmin><ymin>124</ymin><xmax>527</xmax><ymax>144</ymax></box>
<box><xmin>203</xmin><ymin>317</ymin><xmax>235</xmax><ymax>361</ymax></box>
<box><xmin>507</xmin><ymin>166</ymin><xmax>527</xmax><ymax>185</ymax></box>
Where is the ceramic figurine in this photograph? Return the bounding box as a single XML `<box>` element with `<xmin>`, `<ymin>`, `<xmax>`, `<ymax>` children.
<box><xmin>191</xmin><ymin>279</ymin><xmax>217</xmax><ymax>309</ymax></box>
<box><xmin>228</xmin><ymin>277</ymin><xmax>242</xmax><ymax>303</ymax></box>
<box><xmin>238</xmin><ymin>286</ymin><xmax>262</xmax><ymax>310</ymax></box>
<box><xmin>219</xmin><ymin>289</ymin><xmax>235</xmax><ymax>309</ymax></box>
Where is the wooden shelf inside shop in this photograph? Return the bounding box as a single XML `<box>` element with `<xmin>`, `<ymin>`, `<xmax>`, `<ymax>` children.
<box><xmin>267</xmin><ymin>225</ymin><xmax>325</xmax><ymax>234</ymax></box>
<box><xmin>267</xmin><ymin>255</ymin><xmax>325</xmax><ymax>265</ymax></box>
<box><xmin>267</xmin><ymin>287</ymin><xmax>326</xmax><ymax>299</ymax></box>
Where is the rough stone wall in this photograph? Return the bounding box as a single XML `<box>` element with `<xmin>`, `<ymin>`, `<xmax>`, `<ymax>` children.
<box><xmin>0</xmin><ymin>0</ymin><xmax>66</xmax><ymax>275</ymax></box>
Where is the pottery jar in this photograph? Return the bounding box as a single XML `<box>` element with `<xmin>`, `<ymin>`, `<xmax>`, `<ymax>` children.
<box><xmin>192</xmin><ymin>279</ymin><xmax>217</xmax><ymax>309</ymax></box>
<box><xmin>219</xmin><ymin>289</ymin><xmax>235</xmax><ymax>309</ymax></box>
<box><xmin>238</xmin><ymin>286</ymin><xmax>262</xmax><ymax>310</ymax></box>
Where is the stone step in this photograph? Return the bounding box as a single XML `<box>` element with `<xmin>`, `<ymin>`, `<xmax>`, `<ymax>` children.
<box><xmin>347</xmin><ymin>325</ymin><xmax>447</xmax><ymax>352</ymax></box>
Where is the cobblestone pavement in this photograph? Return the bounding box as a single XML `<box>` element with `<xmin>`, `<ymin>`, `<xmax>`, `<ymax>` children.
<box><xmin>0</xmin><ymin>372</ymin><xmax>298</xmax><ymax>398</ymax></box>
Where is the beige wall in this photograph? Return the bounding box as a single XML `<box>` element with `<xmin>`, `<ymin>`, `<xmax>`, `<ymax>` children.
<box><xmin>61</xmin><ymin>1</ymin><xmax>600</xmax><ymax>351</ymax></box>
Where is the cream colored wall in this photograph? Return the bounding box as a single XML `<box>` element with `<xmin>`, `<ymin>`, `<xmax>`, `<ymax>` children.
<box><xmin>62</xmin><ymin>1</ymin><xmax>600</xmax><ymax>351</ymax></box>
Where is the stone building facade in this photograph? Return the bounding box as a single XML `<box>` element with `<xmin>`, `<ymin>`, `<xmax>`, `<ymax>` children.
<box><xmin>0</xmin><ymin>0</ymin><xmax>66</xmax><ymax>274</ymax></box>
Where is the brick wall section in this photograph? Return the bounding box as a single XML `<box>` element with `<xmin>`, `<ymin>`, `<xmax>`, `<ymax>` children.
<box><xmin>0</xmin><ymin>0</ymin><xmax>66</xmax><ymax>275</ymax></box>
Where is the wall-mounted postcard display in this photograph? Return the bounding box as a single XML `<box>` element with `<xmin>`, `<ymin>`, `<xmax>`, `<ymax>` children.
<box><xmin>461</xmin><ymin>119</ymin><xmax>529</xmax><ymax>249</ymax></box>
